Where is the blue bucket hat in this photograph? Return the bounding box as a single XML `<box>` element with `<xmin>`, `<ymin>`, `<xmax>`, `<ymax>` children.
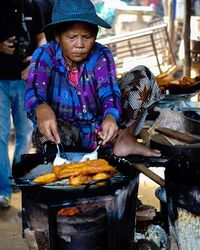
<box><xmin>44</xmin><ymin>0</ymin><xmax>112</xmax><ymax>33</ymax></box>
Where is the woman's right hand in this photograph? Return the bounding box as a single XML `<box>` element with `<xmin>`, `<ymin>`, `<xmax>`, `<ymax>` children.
<box><xmin>35</xmin><ymin>104</ymin><xmax>60</xmax><ymax>144</ymax></box>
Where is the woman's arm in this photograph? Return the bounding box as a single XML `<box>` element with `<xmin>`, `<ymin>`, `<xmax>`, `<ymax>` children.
<box><xmin>94</xmin><ymin>47</ymin><xmax>122</xmax><ymax>123</ymax></box>
<box><xmin>94</xmin><ymin>46</ymin><xmax>122</xmax><ymax>144</ymax></box>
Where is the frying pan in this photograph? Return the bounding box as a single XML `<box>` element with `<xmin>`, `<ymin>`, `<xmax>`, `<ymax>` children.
<box><xmin>13</xmin><ymin>147</ymin><xmax>167</xmax><ymax>188</ymax></box>
<box><xmin>12</xmin><ymin>145</ymin><xmax>93</xmax><ymax>178</ymax></box>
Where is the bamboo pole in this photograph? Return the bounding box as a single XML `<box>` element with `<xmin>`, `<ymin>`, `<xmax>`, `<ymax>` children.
<box><xmin>183</xmin><ymin>0</ymin><xmax>191</xmax><ymax>76</ymax></box>
<box><xmin>168</xmin><ymin>0</ymin><xmax>175</xmax><ymax>48</ymax></box>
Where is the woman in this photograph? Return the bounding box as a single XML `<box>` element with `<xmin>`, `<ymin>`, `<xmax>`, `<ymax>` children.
<box><xmin>25</xmin><ymin>0</ymin><xmax>163</xmax><ymax>157</ymax></box>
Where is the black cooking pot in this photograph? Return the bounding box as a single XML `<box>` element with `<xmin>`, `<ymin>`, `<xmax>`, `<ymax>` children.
<box><xmin>149</xmin><ymin>133</ymin><xmax>200</xmax><ymax>221</ymax></box>
<box><xmin>150</xmin><ymin>133</ymin><xmax>200</xmax><ymax>165</ymax></box>
<box><xmin>183</xmin><ymin>110</ymin><xmax>200</xmax><ymax>135</ymax></box>
<box><xmin>164</xmin><ymin>156</ymin><xmax>200</xmax><ymax>218</ymax></box>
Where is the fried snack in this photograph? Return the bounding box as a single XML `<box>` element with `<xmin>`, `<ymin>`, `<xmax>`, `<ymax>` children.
<box><xmin>156</xmin><ymin>76</ymin><xmax>176</xmax><ymax>92</ymax></box>
<box><xmin>33</xmin><ymin>173</ymin><xmax>58</xmax><ymax>184</ymax></box>
<box><xmin>92</xmin><ymin>173</ymin><xmax>110</xmax><ymax>180</ymax></box>
<box><xmin>69</xmin><ymin>173</ymin><xmax>110</xmax><ymax>186</ymax></box>
<box><xmin>92</xmin><ymin>173</ymin><xmax>111</xmax><ymax>186</ymax></box>
<box><xmin>53</xmin><ymin>159</ymin><xmax>109</xmax><ymax>172</ymax></box>
<box><xmin>179</xmin><ymin>76</ymin><xmax>197</xmax><ymax>85</ymax></box>
<box><xmin>53</xmin><ymin>159</ymin><xmax>116</xmax><ymax>180</ymax></box>
<box><xmin>69</xmin><ymin>175</ymin><xmax>92</xmax><ymax>186</ymax></box>
<box><xmin>156</xmin><ymin>73</ymin><xmax>200</xmax><ymax>93</ymax></box>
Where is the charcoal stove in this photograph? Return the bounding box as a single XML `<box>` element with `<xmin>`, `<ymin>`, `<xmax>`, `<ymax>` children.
<box><xmin>162</xmin><ymin>156</ymin><xmax>200</xmax><ymax>250</ymax></box>
<box><xmin>149</xmin><ymin>133</ymin><xmax>200</xmax><ymax>249</ymax></box>
<box><xmin>13</xmin><ymin>148</ymin><xmax>140</xmax><ymax>250</ymax></box>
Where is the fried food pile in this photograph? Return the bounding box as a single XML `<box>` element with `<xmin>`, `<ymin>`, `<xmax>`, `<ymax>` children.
<box><xmin>33</xmin><ymin>159</ymin><xmax>116</xmax><ymax>186</ymax></box>
<box><xmin>156</xmin><ymin>74</ymin><xmax>200</xmax><ymax>93</ymax></box>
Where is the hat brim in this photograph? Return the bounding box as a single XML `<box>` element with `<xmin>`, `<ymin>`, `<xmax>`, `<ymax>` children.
<box><xmin>43</xmin><ymin>13</ymin><xmax>112</xmax><ymax>34</ymax></box>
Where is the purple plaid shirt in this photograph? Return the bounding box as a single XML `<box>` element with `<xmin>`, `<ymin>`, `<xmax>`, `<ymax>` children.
<box><xmin>25</xmin><ymin>41</ymin><xmax>121</xmax><ymax>148</ymax></box>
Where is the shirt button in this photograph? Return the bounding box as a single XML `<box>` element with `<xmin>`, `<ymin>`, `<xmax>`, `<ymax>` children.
<box><xmin>77</xmin><ymin>91</ymin><xmax>81</xmax><ymax>95</ymax></box>
<box><xmin>83</xmin><ymin>109</ymin><xmax>87</xmax><ymax>113</ymax></box>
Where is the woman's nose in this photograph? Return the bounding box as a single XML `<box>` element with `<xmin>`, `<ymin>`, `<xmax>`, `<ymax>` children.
<box><xmin>75</xmin><ymin>37</ymin><xmax>84</xmax><ymax>47</ymax></box>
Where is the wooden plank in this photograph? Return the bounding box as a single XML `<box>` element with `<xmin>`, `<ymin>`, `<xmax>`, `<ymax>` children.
<box><xmin>155</xmin><ymin>127</ymin><xmax>200</xmax><ymax>144</ymax></box>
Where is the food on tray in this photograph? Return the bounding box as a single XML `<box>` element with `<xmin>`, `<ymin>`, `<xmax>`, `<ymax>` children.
<box><xmin>156</xmin><ymin>74</ymin><xmax>200</xmax><ymax>93</ymax></box>
<box><xmin>69</xmin><ymin>175</ymin><xmax>92</xmax><ymax>186</ymax></box>
<box><xmin>69</xmin><ymin>172</ymin><xmax>111</xmax><ymax>186</ymax></box>
<box><xmin>179</xmin><ymin>75</ymin><xmax>200</xmax><ymax>85</ymax></box>
<box><xmin>33</xmin><ymin>173</ymin><xmax>58</xmax><ymax>184</ymax></box>
<box><xmin>52</xmin><ymin>159</ymin><xmax>116</xmax><ymax>179</ymax></box>
<box><xmin>92</xmin><ymin>172</ymin><xmax>110</xmax><ymax>180</ymax></box>
<box><xmin>33</xmin><ymin>159</ymin><xmax>116</xmax><ymax>186</ymax></box>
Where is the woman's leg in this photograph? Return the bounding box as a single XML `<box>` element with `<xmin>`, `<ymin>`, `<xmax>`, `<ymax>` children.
<box><xmin>113</xmin><ymin>118</ymin><xmax>162</xmax><ymax>157</ymax></box>
<box><xmin>113</xmin><ymin>65</ymin><xmax>163</xmax><ymax>157</ymax></box>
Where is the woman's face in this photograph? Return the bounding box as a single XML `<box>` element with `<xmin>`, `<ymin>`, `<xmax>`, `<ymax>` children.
<box><xmin>56</xmin><ymin>22</ymin><xmax>97</xmax><ymax>68</ymax></box>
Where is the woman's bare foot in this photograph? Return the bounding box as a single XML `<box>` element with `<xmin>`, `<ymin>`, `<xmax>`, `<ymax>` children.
<box><xmin>113</xmin><ymin>129</ymin><xmax>161</xmax><ymax>157</ymax></box>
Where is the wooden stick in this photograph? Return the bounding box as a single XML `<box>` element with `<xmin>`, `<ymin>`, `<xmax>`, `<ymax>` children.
<box><xmin>132</xmin><ymin>163</ymin><xmax>165</xmax><ymax>187</ymax></box>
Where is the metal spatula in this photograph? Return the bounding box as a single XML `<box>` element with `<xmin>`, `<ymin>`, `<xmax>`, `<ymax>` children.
<box><xmin>53</xmin><ymin>144</ymin><xmax>69</xmax><ymax>165</ymax></box>
<box><xmin>79</xmin><ymin>145</ymin><xmax>100</xmax><ymax>162</ymax></box>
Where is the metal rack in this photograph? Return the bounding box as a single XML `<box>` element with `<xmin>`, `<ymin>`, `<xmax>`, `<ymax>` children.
<box><xmin>97</xmin><ymin>24</ymin><xmax>176</xmax><ymax>77</ymax></box>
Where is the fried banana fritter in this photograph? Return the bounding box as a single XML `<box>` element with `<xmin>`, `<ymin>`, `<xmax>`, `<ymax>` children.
<box><xmin>33</xmin><ymin>173</ymin><xmax>58</xmax><ymax>184</ymax></box>
<box><xmin>53</xmin><ymin>159</ymin><xmax>116</xmax><ymax>179</ymax></box>
<box><xmin>69</xmin><ymin>175</ymin><xmax>92</xmax><ymax>186</ymax></box>
<box><xmin>92</xmin><ymin>173</ymin><xmax>110</xmax><ymax>180</ymax></box>
<box><xmin>33</xmin><ymin>159</ymin><xmax>116</xmax><ymax>185</ymax></box>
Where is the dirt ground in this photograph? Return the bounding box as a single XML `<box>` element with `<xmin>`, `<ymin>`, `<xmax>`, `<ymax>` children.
<box><xmin>0</xmin><ymin>192</ymin><xmax>29</xmax><ymax>250</ymax></box>
<box><xmin>0</xmin><ymin>135</ymin><xmax>30</xmax><ymax>250</ymax></box>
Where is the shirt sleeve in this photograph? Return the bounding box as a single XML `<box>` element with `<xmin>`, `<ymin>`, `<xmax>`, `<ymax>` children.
<box><xmin>94</xmin><ymin>47</ymin><xmax>122</xmax><ymax>123</ymax></box>
<box><xmin>25</xmin><ymin>46</ymin><xmax>51</xmax><ymax>124</ymax></box>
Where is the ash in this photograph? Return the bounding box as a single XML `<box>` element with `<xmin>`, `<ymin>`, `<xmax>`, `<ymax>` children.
<box><xmin>174</xmin><ymin>207</ymin><xmax>200</xmax><ymax>250</ymax></box>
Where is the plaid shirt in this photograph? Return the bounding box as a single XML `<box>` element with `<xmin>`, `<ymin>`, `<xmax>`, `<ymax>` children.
<box><xmin>25</xmin><ymin>41</ymin><xmax>121</xmax><ymax>148</ymax></box>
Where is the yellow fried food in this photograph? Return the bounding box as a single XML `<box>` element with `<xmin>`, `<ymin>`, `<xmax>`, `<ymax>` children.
<box><xmin>179</xmin><ymin>76</ymin><xmax>196</xmax><ymax>85</ymax></box>
<box><xmin>53</xmin><ymin>159</ymin><xmax>109</xmax><ymax>172</ymax></box>
<box><xmin>92</xmin><ymin>173</ymin><xmax>110</xmax><ymax>180</ymax></box>
<box><xmin>33</xmin><ymin>173</ymin><xmax>58</xmax><ymax>184</ymax></box>
<box><xmin>92</xmin><ymin>173</ymin><xmax>111</xmax><ymax>186</ymax></box>
<box><xmin>53</xmin><ymin>159</ymin><xmax>116</xmax><ymax>180</ymax></box>
<box><xmin>69</xmin><ymin>175</ymin><xmax>92</xmax><ymax>186</ymax></box>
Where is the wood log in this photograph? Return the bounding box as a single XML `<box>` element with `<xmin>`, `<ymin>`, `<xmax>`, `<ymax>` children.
<box><xmin>155</xmin><ymin>127</ymin><xmax>200</xmax><ymax>144</ymax></box>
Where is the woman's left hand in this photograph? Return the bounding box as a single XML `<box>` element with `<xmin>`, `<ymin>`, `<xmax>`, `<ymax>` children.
<box><xmin>98</xmin><ymin>115</ymin><xmax>119</xmax><ymax>145</ymax></box>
